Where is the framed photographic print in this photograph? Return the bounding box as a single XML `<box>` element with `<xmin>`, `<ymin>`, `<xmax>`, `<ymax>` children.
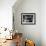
<box><xmin>21</xmin><ymin>13</ymin><xmax>36</xmax><ymax>25</ymax></box>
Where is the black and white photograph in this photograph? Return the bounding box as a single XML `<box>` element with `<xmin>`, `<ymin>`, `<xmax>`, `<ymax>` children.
<box><xmin>21</xmin><ymin>13</ymin><xmax>36</xmax><ymax>25</ymax></box>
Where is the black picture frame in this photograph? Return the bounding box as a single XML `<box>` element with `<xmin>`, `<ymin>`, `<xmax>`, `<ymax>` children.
<box><xmin>21</xmin><ymin>13</ymin><xmax>36</xmax><ymax>25</ymax></box>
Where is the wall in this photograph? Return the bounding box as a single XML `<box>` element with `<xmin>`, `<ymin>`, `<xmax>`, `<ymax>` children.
<box><xmin>41</xmin><ymin>0</ymin><xmax>46</xmax><ymax>46</ymax></box>
<box><xmin>0</xmin><ymin>0</ymin><xmax>16</xmax><ymax>30</ymax></box>
<box><xmin>13</xmin><ymin>0</ymin><xmax>41</xmax><ymax>46</ymax></box>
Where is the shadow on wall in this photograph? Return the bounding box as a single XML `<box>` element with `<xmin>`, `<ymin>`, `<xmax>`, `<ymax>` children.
<box><xmin>12</xmin><ymin>0</ymin><xmax>24</xmax><ymax>9</ymax></box>
<box><xmin>12</xmin><ymin>0</ymin><xmax>24</xmax><ymax>33</ymax></box>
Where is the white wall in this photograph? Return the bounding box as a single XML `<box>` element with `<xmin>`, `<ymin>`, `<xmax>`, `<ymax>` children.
<box><xmin>41</xmin><ymin>0</ymin><xmax>46</xmax><ymax>46</ymax></box>
<box><xmin>0</xmin><ymin>0</ymin><xmax>16</xmax><ymax>30</ymax></box>
<box><xmin>13</xmin><ymin>0</ymin><xmax>41</xmax><ymax>46</ymax></box>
